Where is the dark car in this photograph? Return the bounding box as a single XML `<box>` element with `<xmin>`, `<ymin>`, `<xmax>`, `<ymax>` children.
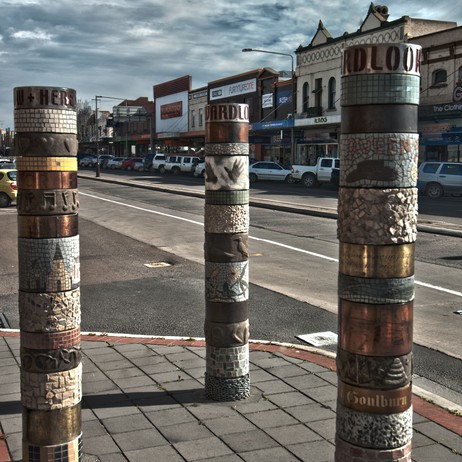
<box><xmin>330</xmin><ymin>166</ymin><xmax>340</xmax><ymax>187</ymax></box>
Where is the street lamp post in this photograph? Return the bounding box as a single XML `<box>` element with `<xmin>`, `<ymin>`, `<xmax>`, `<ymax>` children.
<box><xmin>242</xmin><ymin>48</ymin><xmax>296</xmax><ymax>164</ymax></box>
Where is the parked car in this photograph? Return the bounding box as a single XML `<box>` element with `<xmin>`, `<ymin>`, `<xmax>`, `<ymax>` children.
<box><xmin>121</xmin><ymin>157</ymin><xmax>144</xmax><ymax>171</ymax></box>
<box><xmin>144</xmin><ymin>153</ymin><xmax>167</xmax><ymax>172</ymax></box>
<box><xmin>79</xmin><ymin>155</ymin><xmax>97</xmax><ymax>167</ymax></box>
<box><xmin>330</xmin><ymin>165</ymin><xmax>340</xmax><ymax>187</ymax></box>
<box><xmin>98</xmin><ymin>154</ymin><xmax>114</xmax><ymax>168</ymax></box>
<box><xmin>417</xmin><ymin>161</ymin><xmax>462</xmax><ymax>198</ymax></box>
<box><xmin>194</xmin><ymin>162</ymin><xmax>206</xmax><ymax>177</ymax></box>
<box><xmin>249</xmin><ymin>161</ymin><xmax>294</xmax><ymax>183</ymax></box>
<box><xmin>0</xmin><ymin>169</ymin><xmax>17</xmax><ymax>207</ymax></box>
<box><xmin>107</xmin><ymin>157</ymin><xmax>125</xmax><ymax>169</ymax></box>
<box><xmin>164</xmin><ymin>156</ymin><xmax>202</xmax><ymax>175</ymax></box>
<box><xmin>291</xmin><ymin>157</ymin><xmax>340</xmax><ymax>188</ymax></box>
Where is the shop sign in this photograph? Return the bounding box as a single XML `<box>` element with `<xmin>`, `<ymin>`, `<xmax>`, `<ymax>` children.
<box><xmin>161</xmin><ymin>101</ymin><xmax>183</xmax><ymax>119</ymax></box>
<box><xmin>209</xmin><ymin>78</ymin><xmax>256</xmax><ymax>101</ymax></box>
<box><xmin>262</xmin><ymin>93</ymin><xmax>273</xmax><ymax>108</ymax></box>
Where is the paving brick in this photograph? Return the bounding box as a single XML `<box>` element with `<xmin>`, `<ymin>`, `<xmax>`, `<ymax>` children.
<box><xmin>104</xmin><ymin>366</ymin><xmax>146</xmax><ymax>380</ymax></box>
<box><xmin>129</xmin><ymin>355</ymin><xmax>166</xmax><ymax>367</ymax></box>
<box><xmin>265</xmin><ymin>423</ymin><xmax>322</xmax><ymax>445</ymax></box>
<box><xmin>306</xmin><ymin>417</ymin><xmax>336</xmax><ymax>441</ymax></box>
<box><xmin>124</xmin><ymin>445</ymin><xmax>184</xmax><ymax>462</ymax></box>
<box><xmin>101</xmin><ymin>413</ymin><xmax>152</xmax><ymax>434</ymax></box>
<box><xmin>82</xmin><ymin>419</ymin><xmax>110</xmax><ymax>437</ymax></box>
<box><xmin>411</xmin><ymin>443</ymin><xmax>462</xmax><ymax>461</ymax></box>
<box><xmin>265</xmin><ymin>364</ymin><xmax>307</xmax><ymax>379</ymax></box>
<box><xmin>221</xmin><ymin>429</ymin><xmax>279</xmax><ymax>453</ymax></box>
<box><xmin>249</xmin><ymin>369</ymin><xmax>276</xmax><ymax>383</ymax></box>
<box><xmin>134</xmin><ymin>395</ymin><xmax>180</xmax><ymax>412</ymax></box>
<box><xmin>266</xmin><ymin>391</ymin><xmax>316</xmax><ymax>408</ymax></box>
<box><xmin>186</xmin><ymin>402</ymin><xmax>238</xmax><ymax>421</ymax></box>
<box><xmin>83</xmin><ymin>434</ymin><xmax>121</xmax><ymax>455</ymax></box>
<box><xmin>161</xmin><ymin>378</ymin><xmax>201</xmax><ymax>392</ymax></box>
<box><xmin>246</xmin><ymin>409</ymin><xmax>299</xmax><ymax>429</ymax></box>
<box><xmin>287</xmin><ymin>439</ymin><xmax>335</xmax><ymax>462</ymax></box>
<box><xmin>241</xmin><ymin>446</ymin><xmax>301</xmax><ymax>461</ymax></box>
<box><xmin>250</xmin><ymin>357</ymin><xmax>293</xmax><ymax>369</ymax></box>
<box><xmin>174</xmin><ymin>436</ymin><xmax>234</xmax><ymax>461</ymax></box>
<box><xmin>203</xmin><ymin>414</ymin><xmax>258</xmax><ymax>435</ymax></box>
<box><xmin>92</xmin><ymin>402</ymin><xmax>141</xmax><ymax>420</ymax></box>
<box><xmin>284</xmin><ymin>403</ymin><xmax>336</xmax><ymax>422</ymax></box>
<box><xmin>112</xmin><ymin>428</ymin><xmax>168</xmax><ymax>451</ymax></box>
<box><xmin>149</xmin><ymin>370</ymin><xmax>193</xmax><ymax>384</ymax></box>
<box><xmin>254</xmin><ymin>380</ymin><xmax>295</xmax><ymax>395</ymax></box>
<box><xmin>283</xmin><ymin>373</ymin><xmax>331</xmax><ymax>390</ymax></box>
<box><xmin>160</xmin><ymin>421</ymin><xmax>214</xmax><ymax>443</ymax></box>
<box><xmin>94</xmin><ymin>358</ymin><xmax>135</xmax><ymax>371</ymax></box>
<box><xmin>303</xmin><ymin>384</ymin><xmax>337</xmax><ymax>402</ymax></box>
<box><xmin>234</xmin><ymin>398</ymin><xmax>278</xmax><ymax>414</ymax></box>
<box><xmin>98</xmin><ymin>453</ymin><xmax>127</xmax><ymax>462</ymax></box>
<box><xmin>147</xmin><ymin>406</ymin><xmax>197</xmax><ymax>427</ymax></box>
<box><xmin>413</xmin><ymin>421</ymin><xmax>461</xmax><ymax>443</ymax></box>
<box><xmin>111</xmin><ymin>374</ymin><xmax>155</xmax><ymax>389</ymax></box>
<box><xmin>83</xmin><ymin>370</ymin><xmax>109</xmax><ymax>383</ymax></box>
<box><xmin>83</xmin><ymin>379</ymin><xmax>120</xmax><ymax>394</ymax></box>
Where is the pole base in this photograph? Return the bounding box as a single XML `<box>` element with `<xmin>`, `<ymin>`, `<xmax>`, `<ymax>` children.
<box><xmin>205</xmin><ymin>373</ymin><xmax>250</xmax><ymax>401</ymax></box>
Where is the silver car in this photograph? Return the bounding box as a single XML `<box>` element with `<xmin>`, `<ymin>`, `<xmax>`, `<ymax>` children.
<box><xmin>417</xmin><ymin>161</ymin><xmax>462</xmax><ymax>198</ymax></box>
<box><xmin>249</xmin><ymin>161</ymin><xmax>295</xmax><ymax>183</ymax></box>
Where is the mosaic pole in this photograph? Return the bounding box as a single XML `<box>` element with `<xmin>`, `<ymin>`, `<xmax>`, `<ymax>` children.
<box><xmin>14</xmin><ymin>87</ymin><xmax>82</xmax><ymax>462</ymax></box>
<box><xmin>335</xmin><ymin>44</ymin><xmax>421</xmax><ymax>462</ymax></box>
<box><xmin>204</xmin><ymin>103</ymin><xmax>250</xmax><ymax>401</ymax></box>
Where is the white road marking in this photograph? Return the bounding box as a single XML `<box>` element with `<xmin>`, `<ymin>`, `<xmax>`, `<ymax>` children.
<box><xmin>80</xmin><ymin>192</ymin><xmax>462</xmax><ymax>298</ymax></box>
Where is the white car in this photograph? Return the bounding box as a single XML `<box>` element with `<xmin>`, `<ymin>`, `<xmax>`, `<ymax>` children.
<box><xmin>194</xmin><ymin>162</ymin><xmax>206</xmax><ymax>177</ymax></box>
<box><xmin>107</xmin><ymin>157</ymin><xmax>125</xmax><ymax>169</ymax></box>
<box><xmin>249</xmin><ymin>161</ymin><xmax>295</xmax><ymax>183</ymax></box>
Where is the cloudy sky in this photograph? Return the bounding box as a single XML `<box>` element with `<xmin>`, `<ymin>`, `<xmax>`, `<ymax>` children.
<box><xmin>1</xmin><ymin>0</ymin><xmax>461</xmax><ymax>129</ymax></box>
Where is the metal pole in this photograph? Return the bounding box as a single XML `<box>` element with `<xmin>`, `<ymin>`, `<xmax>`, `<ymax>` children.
<box><xmin>204</xmin><ymin>103</ymin><xmax>250</xmax><ymax>401</ymax></box>
<box><xmin>14</xmin><ymin>86</ymin><xmax>82</xmax><ymax>461</ymax></box>
<box><xmin>95</xmin><ymin>95</ymin><xmax>100</xmax><ymax>177</ymax></box>
<box><xmin>335</xmin><ymin>43</ymin><xmax>421</xmax><ymax>462</ymax></box>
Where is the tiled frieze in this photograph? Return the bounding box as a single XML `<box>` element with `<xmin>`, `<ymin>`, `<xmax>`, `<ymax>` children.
<box><xmin>204</xmin><ymin>204</ymin><xmax>249</xmax><ymax>234</ymax></box>
<box><xmin>15</xmin><ymin>133</ymin><xmax>78</xmax><ymax>157</ymax></box>
<box><xmin>204</xmin><ymin>156</ymin><xmax>249</xmax><ymax>191</ymax></box>
<box><xmin>205</xmin><ymin>261</ymin><xmax>249</xmax><ymax>302</ymax></box>
<box><xmin>205</xmin><ymin>142</ymin><xmax>249</xmax><ymax>156</ymax></box>
<box><xmin>16</xmin><ymin>157</ymin><xmax>78</xmax><ymax>172</ymax></box>
<box><xmin>17</xmin><ymin>189</ymin><xmax>79</xmax><ymax>215</ymax></box>
<box><xmin>23</xmin><ymin>434</ymin><xmax>82</xmax><ymax>462</ymax></box>
<box><xmin>206</xmin><ymin>344</ymin><xmax>249</xmax><ymax>378</ymax></box>
<box><xmin>14</xmin><ymin>109</ymin><xmax>77</xmax><ymax>134</ymax></box>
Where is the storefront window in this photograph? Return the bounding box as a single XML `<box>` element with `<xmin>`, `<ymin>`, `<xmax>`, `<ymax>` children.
<box><xmin>295</xmin><ymin>143</ymin><xmax>338</xmax><ymax>164</ymax></box>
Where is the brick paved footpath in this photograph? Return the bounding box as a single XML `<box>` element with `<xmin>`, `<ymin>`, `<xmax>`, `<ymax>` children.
<box><xmin>1</xmin><ymin>331</ymin><xmax>461</xmax><ymax>462</ymax></box>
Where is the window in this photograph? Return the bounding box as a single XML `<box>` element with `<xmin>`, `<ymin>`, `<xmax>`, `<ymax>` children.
<box><xmin>440</xmin><ymin>164</ymin><xmax>462</xmax><ymax>175</ymax></box>
<box><xmin>320</xmin><ymin>158</ymin><xmax>333</xmax><ymax>168</ymax></box>
<box><xmin>328</xmin><ymin>77</ymin><xmax>336</xmax><ymax>109</ymax></box>
<box><xmin>302</xmin><ymin>82</ymin><xmax>309</xmax><ymax>112</ymax></box>
<box><xmin>199</xmin><ymin>108</ymin><xmax>204</xmax><ymax>127</ymax></box>
<box><xmin>458</xmin><ymin>66</ymin><xmax>462</xmax><ymax>83</ymax></box>
<box><xmin>432</xmin><ymin>69</ymin><xmax>447</xmax><ymax>85</ymax></box>
<box><xmin>191</xmin><ymin>110</ymin><xmax>196</xmax><ymax>128</ymax></box>
<box><xmin>314</xmin><ymin>78</ymin><xmax>322</xmax><ymax>108</ymax></box>
<box><xmin>423</xmin><ymin>163</ymin><xmax>440</xmax><ymax>173</ymax></box>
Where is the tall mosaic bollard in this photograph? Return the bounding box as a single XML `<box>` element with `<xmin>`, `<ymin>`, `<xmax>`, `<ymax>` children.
<box><xmin>14</xmin><ymin>87</ymin><xmax>82</xmax><ymax>462</ymax></box>
<box><xmin>204</xmin><ymin>103</ymin><xmax>250</xmax><ymax>401</ymax></box>
<box><xmin>335</xmin><ymin>44</ymin><xmax>421</xmax><ymax>462</ymax></box>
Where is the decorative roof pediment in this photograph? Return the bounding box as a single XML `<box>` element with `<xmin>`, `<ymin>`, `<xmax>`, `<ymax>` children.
<box><xmin>310</xmin><ymin>20</ymin><xmax>333</xmax><ymax>47</ymax></box>
<box><xmin>360</xmin><ymin>2</ymin><xmax>390</xmax><ymax>32</ymax></box>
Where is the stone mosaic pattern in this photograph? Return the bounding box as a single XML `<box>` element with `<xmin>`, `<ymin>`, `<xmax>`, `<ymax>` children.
<box><xmin>205</xmin><ymin>156</ymin><xmax>249</xmax><ymax>191</ymax></box>
<box><xmin>21</xmin><ymin>364</ymin><xmax>82</xmax><ymax>410</ymax></box>
<box><xmin>205</xmin><ymin>190</ymin><xmax>249</xmax><ymax>205</ymax></box>
<box><xmin>19</xmin><ymin>290</ymin><xmax>81</xmax><ymax>332</ymax></box>
<box><xmin>16</xmin><ymin>157</ymin><xmax>77</xmax><ymax>172</ymax></box>
<box><xmin>336</xmin><ymin>350</ymin><xmax>412</xmax><ymax>389</ymax></box>
<box><xmin>204</xmin><ymin>320</ymin><xmax>250</xmax><ymax>347</ymax></box>
<box><xmin>205</xmin><ymin>261</ymin><xmax>249</xmax><ymax>302</ymax></box>
<box><xmin>15</xmin><ymin>133</ymin><xmax>78</xmax><ymax>157</ymax></box>
<box><xmin>18</xmin><ymin>237</ymin><xmax>80</xmax><ymax>292</ymax></box>
<box><xmin>205</xmin><ymin>142</ymin><xmax>249</xmax><ymax>156</ymax></box>
<box><xmin>205</xmin><ymin>373</ymin><xmax>250</xmax><ymax>401</ymax></box>
<box><xmin>336</xmin><ymin>437</ymin><xmax>412</xmax><ymax>462</ymax></box>
<box><xmin>338</xmin><ymin>274</ymin><xmax>415</xmax><ymax>304</ymax></box>
<box><xmin>204</xmin><ymin>204</ymin><xmax>249</xmax><ymax>234</ymax></box>
<box><xmin>206</xmin><ymin>344</ymin><xmax>249</xmax><ymax>378</ymax></box>
<box><xmin>340</xmin><ymin>133</ymin><xmax>419</xmax><ymax>188</ymax></box>
<box><xmin>23</xmin><ymin>434</ymin><xmax>82</xmax><ymax>462</ymax></box>
<box><xmin>21</xmin><ymin>346</ymin><xmax>82</xmax><ymax>373</ymax></box>
<box><xmin>14</xmin><ymin>109</ymin><xmax>77</xmax><ymax>134</ymax></box>
<box><xmin>17</xmin><ymin>189</ymin><xmax>79</xmax><ymax>215</ymax></box>
<box><xmin>336</xmin><ymin>403</ymin><xmax>413</xmax><ymax>449</ymax></box>
<box><xmin>341</xmin><ymin>74</ymin><xmax>420</xmax><ymax>106</ymax></box>
<box><xmin>337</xmin><ymin>188</ymin><xmax>418</xmax><ymax>245</ymax></box>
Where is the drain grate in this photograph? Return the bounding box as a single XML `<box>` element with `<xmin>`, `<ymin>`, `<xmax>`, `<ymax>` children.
<box><xmin>0</xmin><ymin>312</ymin><xmax>11</xmax><ymax>329</ymax></box>
<box><xmin>144</xmin><ymin>261</ymin><xmax>172</xmax><ymax>268</ymax></box>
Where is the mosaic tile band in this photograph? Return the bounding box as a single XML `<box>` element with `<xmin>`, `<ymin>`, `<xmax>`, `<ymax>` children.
<box><xmin>205</xmin><ymin>157</ymin><xmax>249</xmax><ymax>191</ymax></box>
<box><xmin>205</xmin><ymin>261</ymin><xmax>249</xmax><ymax>303</ymax></box>
<box><xmin>23</xmin><ymin>404</ymin><xmax>81</xmax><ymax>445</ymax></box>
<box><xmin>335</xmin><ymin>437</ymin><xmax>412</xmax><ymax>462</ymax></box>
<box><xmin>16</xmin><ymin>157</ymin><xmax>78</xmax><ymax>172</ymax></box>
<box><xmin>204</xmin><ymin>233</ymin><xmax>249</xmax><ymax>262</ymax></box>
<box><xmin>206</xmin><ymin>301</ymin><xmax>249</xmax><ymax>323</ymax></box>
<box><xmin>340</xmin><ymin>133</ymin><xmax>419</xmax><ymax>188</ymax></box>
<box><xmin>19</xmin><ymin>290</ymin><xmax>80</xmax><ymax>332</ymax></box>
<box><xmin>341</xmin><ymin>74</ymin><xmax>420</xmax><ymax>106</ymax></box>
<box><xmin>206</xmin><ymin>122</ymin><xmax>249</xmax><ymax>144</ymax></box>
<box><xmin>338</xmin><ymin>274</ymin><xmax>415</xmax><ymax>304</ymax></box>
<box><xmin>14</xmin><ymin>87</ymin><xmax>77</xmax><ymax>111</ymax></box>
<box><xmin>23</xmin><ymin>433</ymin><xmax>81</xmax><ymax>462</ymax></box>
<box><xmin>14</xmin><ymin>108</ymin><xmax>77</xmax><ymax>134</ymax></box>
<box><xmin>17</xmin><ymin>171</ymin><xmax>77</xmax><ymax>190</ymax></box>
<box><xmin>17</xmin><ymin>189</ymin><xmax>79</xmax><ymax>215</ymax></box>
<box><xmin>18</xmin><ymin>236</ymin><xmax>80</xmax><ymax>293</ymax></box>
<box><xmin>341</xmin><ymin>105</ymin><xmax>418</xmax><ymax>134</ymax></box>
<box><xmin>206</xmin><ymin>344</ymin><xmax>249</xmax><ymax>378</ymax></box>
<box><xmin>337</xmin><ymin>188</ymin><xmax>418</xmax><ymax>245</ymax></box>
<box><xmin>20</xmin><ymin>328</ymin><xmax>81</xmax><ymax>350</ymax></box>
<box><xmin>339</xmin><ymin>243</ymin><xmax>415</xmax><ymax>278</ymax></box>
<box><xmin>205</xmin><ymin>143</ymin><xmax>249</xmax><ymax>156</ymax></box>
<box><xmin>338</xmin><ymin>381</ymin><xmax>412</xmax><ymax>414</ymax></box>
<box><xmin>205</xmin><ymin>190</ymin><xmax>249</xmax><ymax>205</ymax></box>
<box><xmin>18</xmin><ymin>215</ymin><xmax>79</xmax><ymax>239</ymax></box>
<box><xmin>205</xmin><ymin>373</ymin><xmax>250</xmax><ymax>401</ymax></box>
<box><xmin>21</xmin><ymin>346</ymin><xmax>82</xmax><ymax>373</ymax></box>
<box><xmin>336</xmin><ymin>349</ymin><xmax>412</xmax><ymax>389</ymax></box>
<box><xmin>204</xmin><ymin>204</ymin><xmax>249</xmax><ymax>234</ymax></box>
<box><xmin>21</xmin><ymin>364</ymin><xmax>82</xmax><ymax>410</ymax></box>
<box><xmin>15</xmin><ymin>133</ymin><xmax>78</xmax><ymax>157</ymax></box>
<box><xmin>339</xmin><ymin>300</ymin><xmax>413</xmax><ymax>357</ymax></box>
<box><xmin>204</xmin><ymin>320</ymin><xmax>249</xmax><ymax>347</ymax></box>
<box><xmin>336</xmin><ymin>403</ymin><xmax>413</xmax><ymax>449</ymax></box>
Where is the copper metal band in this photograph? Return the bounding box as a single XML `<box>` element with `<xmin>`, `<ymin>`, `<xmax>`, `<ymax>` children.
<box><xmin>17</xmin><ymin>189</ymin><xmax>79</xmax><ymax>215</ymax></box>
<box><xmin>21</xmin><ymin>346</ymin><xmax>82</xmax><ymax>373</ymax></box>
<box><xmin>23</xmin><ymin>404</ymin><xmax>81</xmax><ymax>445</ymax></box>
<box><xmin>336</xmin><ymin>349</ymin><xmax>412</xmax><ymax>389</ymax></box>
<box><xmin>206</xmin><ymin>301</ymin><xmax>249</xmax><ymax>323</ymax></box>
<box><xmin>204</xmin><ymin>320</ymin><xmax>250</xmax><ymax>347</ymax></box>
<box><xmin>205</xmin><ymin>233</ymin><xmax>249</xmax><ymax>262</ymax></box>
<box><xmin>16</xmin><ymin>157</ymin><xmax>78</xmax><ymax>172</ymax></box>
<box><xmin>339</xmin><ymin>300</ymin><xmax>413</xmax><ymax>356</ymax></box>
<box><xmin>18</xmin><ymin>215</ymin><xmax>79</xmax><ymax>239</ymax></box>
<box><xmin>338</xmin><ymin>274</ymin><xmax>415</xmax><ymax>304</ymax></box>
<box><xmin>338</xmin><ymin>381</ymin><xmax>412</xmax><ymax>414</ymax></box>
<box><xmin>17</xmin><ymin>171</ymin><xmax>77</xmax><ymax>190</ymax></box>
<box><xmin>341</xmin><ymin>105</ymin><xmax>418</xmax><ymax>134</ymax></box>
<box><xmin>15</xmin><ymin>133</ymin><xmax>78</xmax><ymax>157</ymax></box>
<box><xmin>21</xmin><ymin>328</ymin><xmax>81</xmax><ymax>350</ymax></box>
<box><xmin>206</xmin><ymin>122</ymin><xmax>249</xmax><ymax>144</ymax></box>
<box><xmin>339</xmin><ymin>243</ymin><xmax>415</xmax><ymax>278</ymax></box>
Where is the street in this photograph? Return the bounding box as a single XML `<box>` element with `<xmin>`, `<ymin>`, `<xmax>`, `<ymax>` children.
<box><xmin>1</xmin><ymin>171</ymin><xmax>461</xmax><ymax>403</ymax></box>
